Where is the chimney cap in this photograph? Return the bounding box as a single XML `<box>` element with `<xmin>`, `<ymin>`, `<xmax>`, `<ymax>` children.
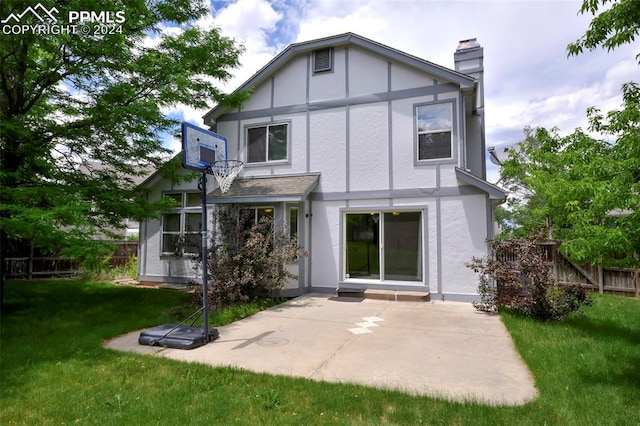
<box><xmin>456</xmin><ymin>38</ymin><xmax>480</xmax><ymax>52</ymax></box>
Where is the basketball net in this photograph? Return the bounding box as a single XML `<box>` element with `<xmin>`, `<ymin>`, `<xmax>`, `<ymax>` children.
<box><xmin>211</xmin><ymin>160</ymin><xmax>244</xmax><ymax>193</ymax></box>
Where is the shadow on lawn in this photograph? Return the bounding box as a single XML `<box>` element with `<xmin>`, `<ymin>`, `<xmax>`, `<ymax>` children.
<box><xmin>567</xmin><ymin>314</ymin><xmax>640</xmax><ymax>387</ymax></box>
<box><xmin>567</xmin><ymin>314</ymin><xmax>640</xmax><ymax>347</ymax></box>
<box><xmin>3</xmin><ymin>279</ymin><xmax>188</xmax><ymax>321</ymax></box>
<box><xmin>1</xmin><ymin>279</ymin><xmax>189</xmax><ymax>371</ymax></box>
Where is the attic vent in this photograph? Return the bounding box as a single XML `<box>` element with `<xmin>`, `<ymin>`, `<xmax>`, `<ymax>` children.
<box><xmin>313</xmin><ymin>48</ymin><xmax>333</xmax><ymax>73</ymax></box>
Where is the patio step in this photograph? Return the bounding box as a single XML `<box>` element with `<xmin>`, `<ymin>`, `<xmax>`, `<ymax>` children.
<box><xmin>336</xmin><ymin>288</ymin><xmax>430</xmax><ymax>302</ymax></box>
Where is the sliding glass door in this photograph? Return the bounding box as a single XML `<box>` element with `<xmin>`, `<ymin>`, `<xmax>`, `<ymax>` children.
<box><xmin>345</xmin><ymin>211</ymin><xmax>422</xmax><ymax>282</ymax></box>
<box><xmin>383</xmin><ymin>211</ymin><xmax>422</xmax><ymax>281</ymax></box>
<box><xmin>346</xmin><ymin>213</ymin><xmax>380</xmax><ymax>279</ymax></box>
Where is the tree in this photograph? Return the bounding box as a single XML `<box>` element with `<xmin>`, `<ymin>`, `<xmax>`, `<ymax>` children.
<box><xmin>568</xmin><ymin>0</ymin><xmax>640</xmax><ymax>62</ymax></box>
<box><xmin>494</xmin><ymin>127</ymin><xmax>554</xmax><ymax>237</ymax></box>
<box><xmin>499</xmin><ymin>83</ymin><xmax>639</xmax><ymax>267</ymax></box>
<box><xmin>0</xmin><ymin>0</ymin><xmax>248</xmax><ymax>304</ymax></box>
<box><xmin>496</xmin><ymin>0</ymin><xmax>639</xmax><ymax>267</ymax></box>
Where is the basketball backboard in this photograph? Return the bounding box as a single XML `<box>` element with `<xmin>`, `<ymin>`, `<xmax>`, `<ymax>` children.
<box><xmin>181</xmin><ymin>122</ymin><xmax>228</xmax><ymax>172</ymax></box>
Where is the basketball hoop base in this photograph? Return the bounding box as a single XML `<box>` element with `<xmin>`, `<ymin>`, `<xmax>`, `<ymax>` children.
<box><xmin>139</xmin><ymin>324</ymin><xmax>219</xmax><ymax>350</ymax></box>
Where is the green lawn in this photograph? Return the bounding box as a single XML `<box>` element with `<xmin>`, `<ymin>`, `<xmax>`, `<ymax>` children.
<box><xmin>1</xmin><ymin>279</ymin><xmax>639</xmax><ymax>425</ymax></box>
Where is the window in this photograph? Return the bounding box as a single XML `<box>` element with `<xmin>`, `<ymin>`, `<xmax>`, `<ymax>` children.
<box><xmin>240</xmin><ymin>207</ymin><xmax>274</xmax><ymax>229</ymax></box>
<box><xmin>313</xmin><ymin>48</ymin><xmax>333</xmax><ymax>73</ymax></box>
<box><xmin>247</xmin><ymin>123</ymin><xmax>288</xmax><ymax>164</ymax></box>
<box><xmin>185</xmin><ymin>192</ymin><xmax>201</xmax><ymax>207</ymax></box>
<box><xmin>417</xmin><ymin>103</ymin><xmax>453</xmax><ymax>160</ymax></box>
<box><xmin>289</xmin><ymin>207</ymin><xmax>298</xmax><ymax>239</ymax></box>
<box><xmin>345</xmin><ymin>211</ymin><xmax>422</xmax><ymax>282</ymax></box>
<box><xmin>162</xmin><ymin>213</ymin><xmax>181</xmax><ymax>255</ymax></box>
<box><xmin>161</xmin><ymin>193</ymin><xmax>202</xmax><ymax>256</ymax></box>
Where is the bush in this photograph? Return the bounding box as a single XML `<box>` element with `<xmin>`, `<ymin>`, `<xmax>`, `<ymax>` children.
<box><xmin>62</xmin><ymin>239</ymin><xmax>116</xmax><ymax>278</ymax></box>
<box><xmin>467</xmin><ymin>231</ymin><xmax>592</xmax><ymax>321</ymax></box>
<box><xmin>190</xmin><ymin>205</ymin><xmax>307</xmax><ymax>310</ymax></box>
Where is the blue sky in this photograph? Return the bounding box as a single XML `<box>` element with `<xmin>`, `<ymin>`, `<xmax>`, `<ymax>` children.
<box><xmin>165</xmin><ymin>0</ymin><xmax>638</xmax><ymax>183</ymax></box>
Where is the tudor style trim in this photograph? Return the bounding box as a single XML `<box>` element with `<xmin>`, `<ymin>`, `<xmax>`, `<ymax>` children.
<box><xmin>139</xmin><ymin>33</ymin><xmax>505</xmax><ymax>302</ymax></box>
<box><xmin>216</xmin><ymin>83</ymin><xmax>460</xmax><ymax>122</ymax></box>
<box><xmin>203</xmin><ymin>33</ymin><xmax>476</xmax><ymax>125</ymax></box>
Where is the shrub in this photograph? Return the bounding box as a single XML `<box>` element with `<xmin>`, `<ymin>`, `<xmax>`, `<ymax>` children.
<box><xmin>190</xmin><ymin>205</ymin><xmax>307</xmax><ymax>310</ymax></box>
<box><xmin>61</xmin><ymin>239</ymin><xmax>115</xmax><ymax>278</ymax></box>
<box><xmin>123</xmin><ymin>254</ymin><xmax>138</xmax><ymax>280</ymax></box>
<box><xmin>467</xmin><ymin>231</ymin><xmax>592</xmax><ymax>321</ymax></box>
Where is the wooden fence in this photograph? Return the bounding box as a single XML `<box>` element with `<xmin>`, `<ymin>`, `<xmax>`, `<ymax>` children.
<box><xmin>555</xmin><ymin>254</ymin><xmax>639</xmax><ymax>297</ymax></box>
<box><xmin>497</xmin><ymin>241</ymin><xmax>639</xmax><ymax>297</ymax></box>
<box><xmin>4</xmin><ymin>241</ymin><xmax>138</xmax><ymax>279</ymax></box>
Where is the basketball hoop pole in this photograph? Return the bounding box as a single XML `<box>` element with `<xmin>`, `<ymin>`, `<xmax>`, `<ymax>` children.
<box><xmin>140</xmin><ymin>122</ymin><xmax>230</xmax><ymax>349</ymax></box>
<box><xmin>196</xmin><ymin>161</ymin><xmax>243</xmax><ymax>345</ymax></box>
<box><xmin>199</xmin><ymin>171</ymin><xmax>210</xmax><ymax>341</ymax></box>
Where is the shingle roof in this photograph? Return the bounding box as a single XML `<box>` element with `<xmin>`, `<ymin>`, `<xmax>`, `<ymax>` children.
<box><xmin>209</xmin><ymin>173</ymin><xmax>320</xmax><ymax>203</ymax></box>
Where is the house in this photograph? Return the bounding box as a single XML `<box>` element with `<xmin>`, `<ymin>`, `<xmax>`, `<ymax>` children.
<box><xmin>138</xmin><ymin>33</ymin><xmax>506</xmax><ymax>302</ymax></box>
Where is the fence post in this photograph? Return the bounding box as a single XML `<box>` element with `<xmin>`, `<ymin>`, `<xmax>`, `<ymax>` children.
<box><xmin>598</xmin><ymin>266</ymin><xmax>604</xmax><ymax>294</ymax></box>
<box><xmin>550</xmin><ymin>242</ymin><xmax>557</xmax><ymax>280</ymax></box>
<box><xmin>28</xmin><ymin>243</ymin><xmax>34</xmax><ymax>280</ymax></box>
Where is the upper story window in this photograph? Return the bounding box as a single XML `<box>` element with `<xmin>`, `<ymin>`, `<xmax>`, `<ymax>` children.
<box><xmin>313</xmin><ymin>48</ymin><xmax>333</xmax><ymax>73</ymax></box>
<box><xmin>247</xmin><ymin>123</ymin><xmax>288</xmax><ymax>164</ymax></box>
<box><xmin>416</xmin><ymin>103</ymin><xmax>453</xmax><ymax>161</ymax></box>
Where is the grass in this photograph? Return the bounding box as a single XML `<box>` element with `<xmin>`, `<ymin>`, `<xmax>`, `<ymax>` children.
<box><xmin>1</xmin><ymin>279</ymin><xmax>639</xmax><ymax>425</ymax></box>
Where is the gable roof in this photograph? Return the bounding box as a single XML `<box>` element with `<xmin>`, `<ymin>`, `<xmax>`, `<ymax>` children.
<box><xmin>204</xmin><ymin>32</ymin><xmax>476</xmax><ymax>124</ymax></box>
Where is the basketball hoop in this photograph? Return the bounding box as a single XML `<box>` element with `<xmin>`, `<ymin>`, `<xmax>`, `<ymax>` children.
<box><xmin>210</xmin><ymin>160</ymin><xmax>244</xmax><ymax>193</ymax></box>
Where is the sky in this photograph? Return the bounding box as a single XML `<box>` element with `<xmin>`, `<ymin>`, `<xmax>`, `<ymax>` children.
<box><xmin>165</xmin><ymin>0</ymin><xmax>638</xmax><ymax>183</ymax></box>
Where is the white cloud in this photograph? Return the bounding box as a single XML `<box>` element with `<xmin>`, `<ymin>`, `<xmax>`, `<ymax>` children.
<box><xmin>296</xmin><ymin>1</ymin><xmax>388</xmax><ymax>42</ymax></box>
<box><xmin>210</xmin><ymin>0</ymin><xmax>284</xmax><ymax>91</ymax></box>
<box><xmin>486</xmin><ymin>49</ymin><xmax>637</xmax><ymax>152</ymax></box>
<box><xmin>214</xmin><ymin>0</ymin><xmax>281</xmax><ymax>41</ymax></box>
<box><xmin>600</xmin><ymin>57</ymin><xmax>638</xmax><ymax>107</ymax></box>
